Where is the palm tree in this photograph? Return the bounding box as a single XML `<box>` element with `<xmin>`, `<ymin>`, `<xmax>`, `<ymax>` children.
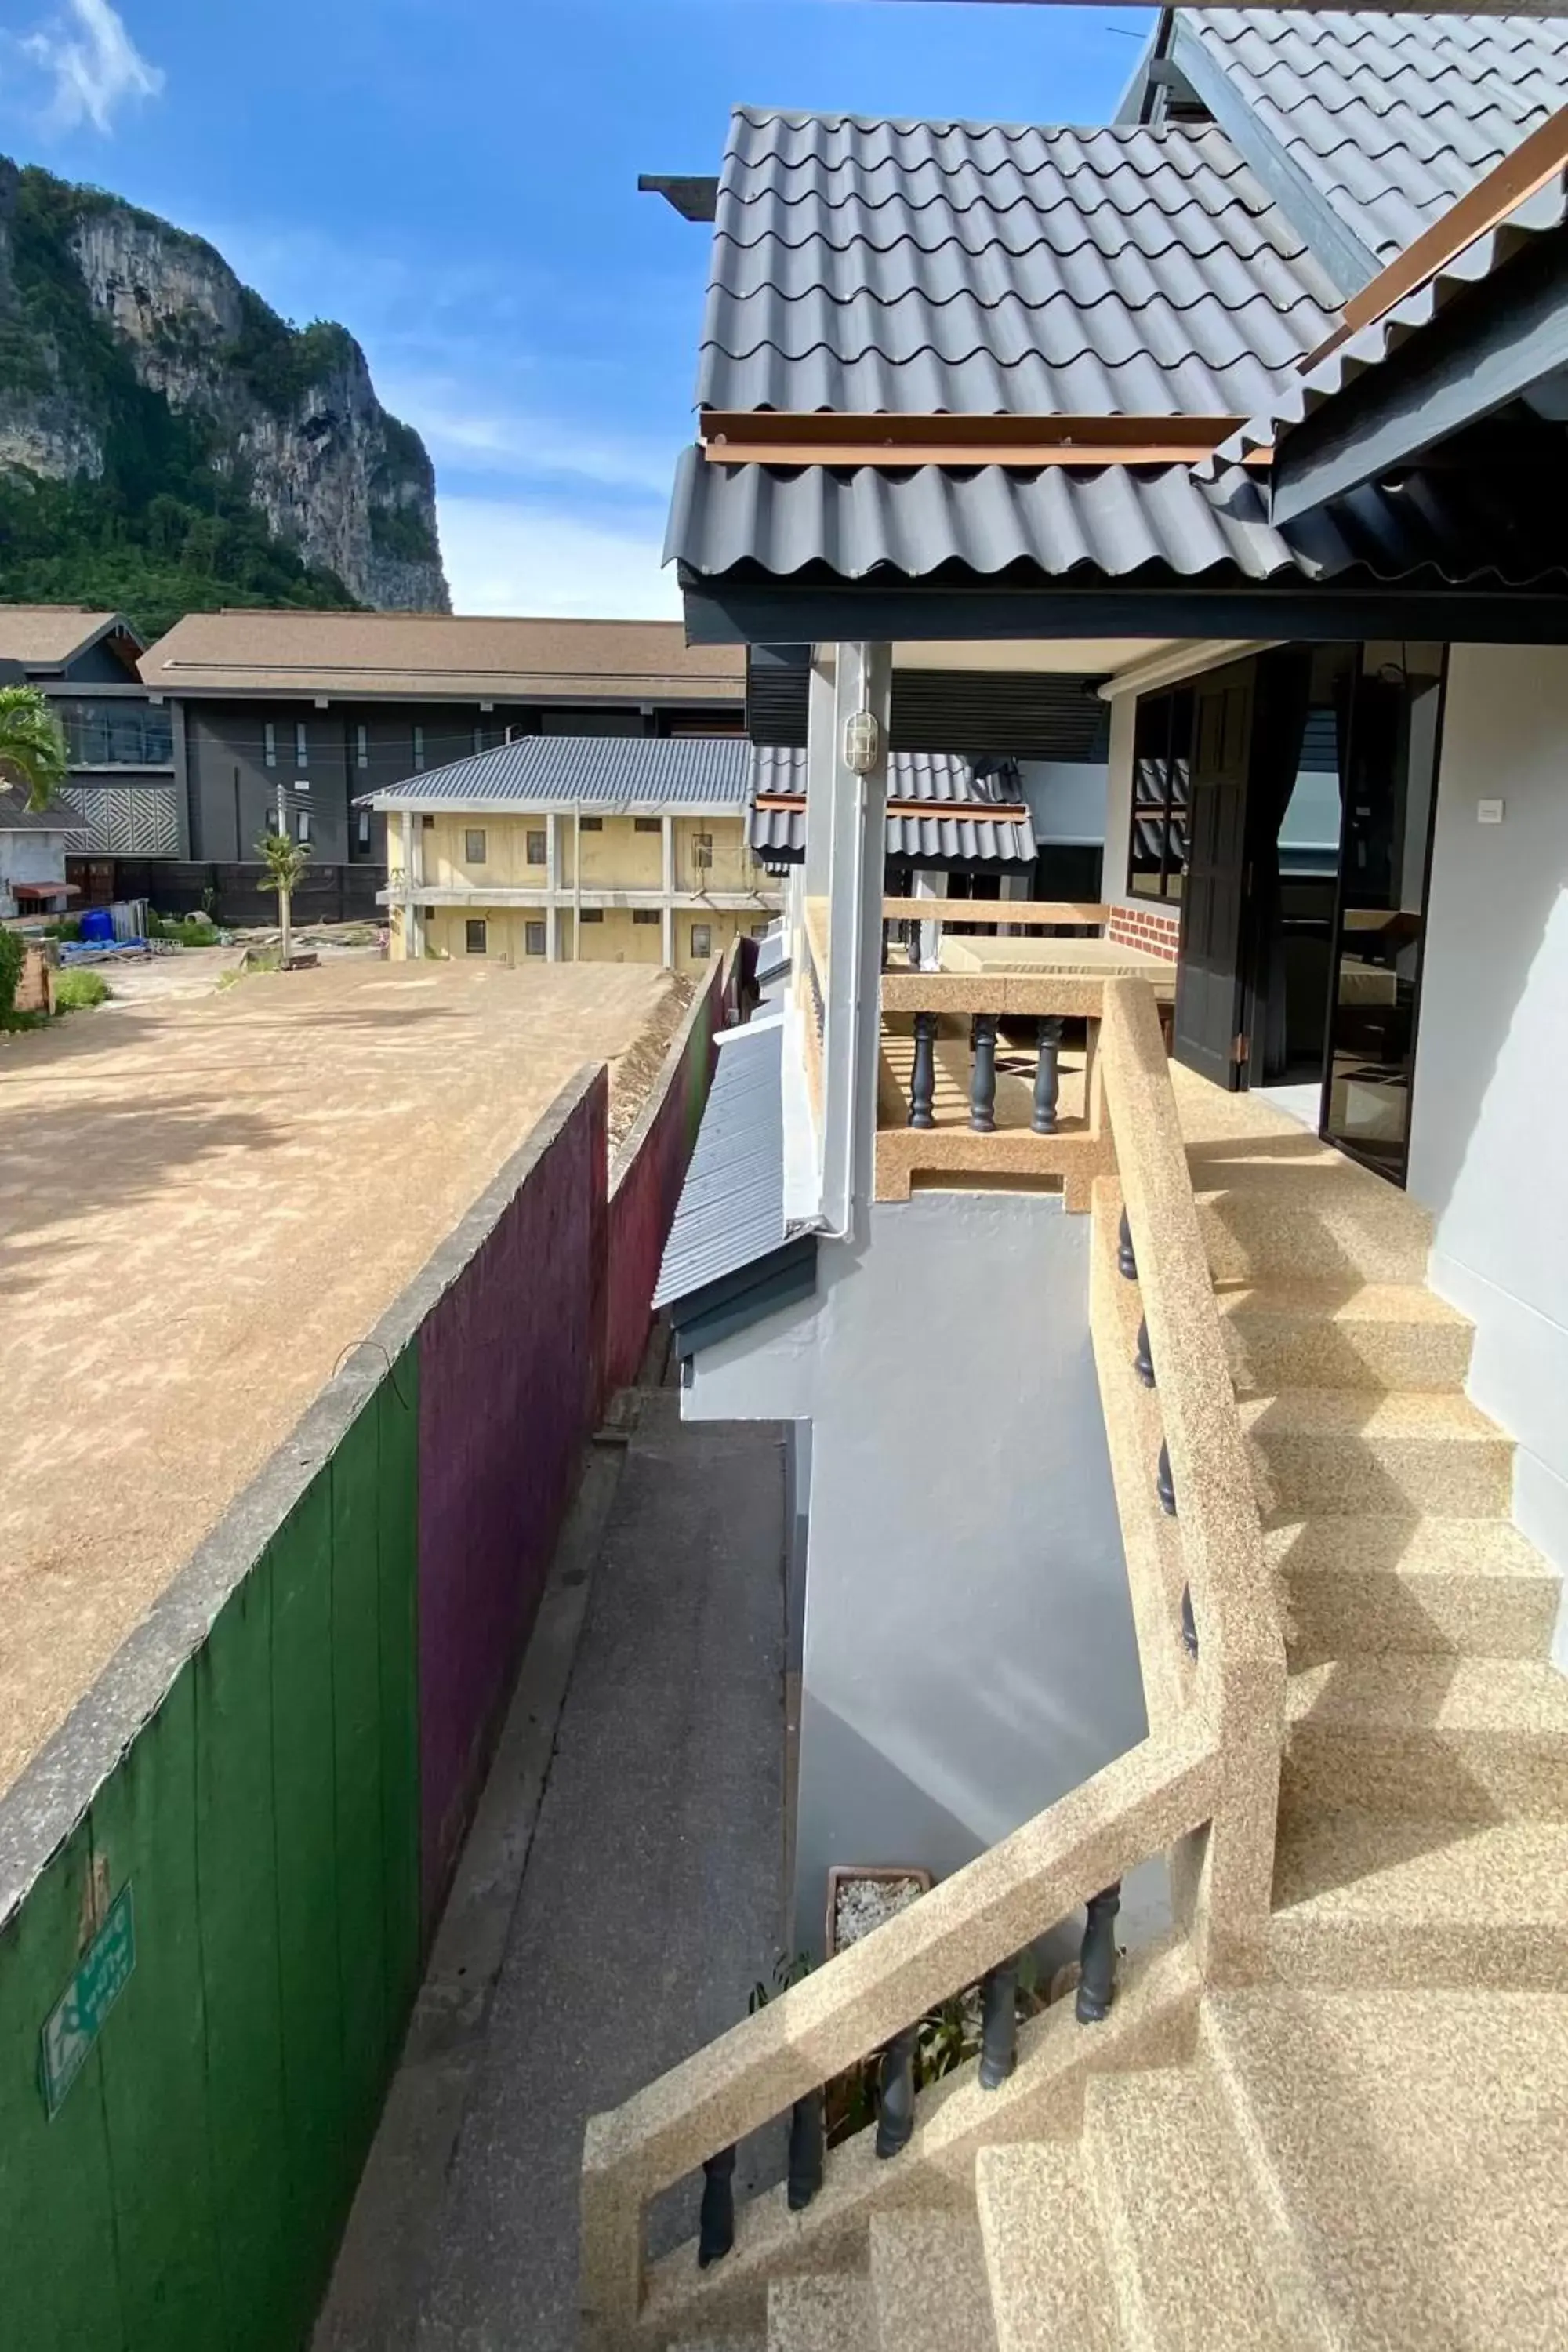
<box><xmin>0</xmin><ymin>684</ymin><xmax>69</xmax><ymax>812</ymax></box>
<box><xmin>256</xmin><ymin>826</ymin><xmax>312</xmax><ymax>967</ymax></box>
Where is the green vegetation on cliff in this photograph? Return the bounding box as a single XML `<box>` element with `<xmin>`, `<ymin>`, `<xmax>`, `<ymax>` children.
<box><xmin>0</xmin><ymin>164</ymin><xmax>441</xmax><ymax>638</ymax></box>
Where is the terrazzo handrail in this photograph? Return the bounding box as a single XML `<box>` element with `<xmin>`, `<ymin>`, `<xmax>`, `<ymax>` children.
<box><xmin>1096</xmin><ymin>979</ymin><xmax>1287</xmax><ymax>1973</ymax></box>
<box><xmin>579</xmin><ymin>1731</ymin><xmax>1219</xmax><ymax>2348</ymax></box>
<box><xmin>577</xmin><ymin>978</ymin><xmax>1285</xmax><ymax>2349</ymax></box>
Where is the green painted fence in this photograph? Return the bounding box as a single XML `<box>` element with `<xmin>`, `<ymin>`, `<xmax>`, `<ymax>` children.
<box><xmin>0</xmin><ymin>1356</ymin><xmax>420</xmax><ymax>2351</ymax></box>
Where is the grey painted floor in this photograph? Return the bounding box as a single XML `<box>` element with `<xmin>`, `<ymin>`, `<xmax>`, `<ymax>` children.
<box><xmin>318</xmin><ymin>1384</ymin><xmax>789</xmax><ymax>2351</ymax></box>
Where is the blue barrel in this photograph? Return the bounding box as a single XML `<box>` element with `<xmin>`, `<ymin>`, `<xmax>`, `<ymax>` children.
<box><xmin>78</xmin><ymin>908</ymin><xmax>115</xmax><ymax>943</ymax></box>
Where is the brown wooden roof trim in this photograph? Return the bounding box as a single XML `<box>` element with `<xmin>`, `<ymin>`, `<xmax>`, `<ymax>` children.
<box><xmin>1305</xmin><ymin>101</ymin><xmax>1568</xmax><ymax>372</ymax></box>
<box><xmin>700</xmin><ymin>410</ymin><xmax>1272</xmax><ymax>470</ymax></box>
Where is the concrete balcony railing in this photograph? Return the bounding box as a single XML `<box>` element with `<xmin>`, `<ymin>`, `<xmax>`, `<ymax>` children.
<box><xmin>578</xmin><ymin>975</ymin><xmax>1283</xmax><ymax>2352</ymax></box>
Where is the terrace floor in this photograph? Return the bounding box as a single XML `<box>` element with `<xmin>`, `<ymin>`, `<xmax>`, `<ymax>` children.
<box><xmin>0</xmin><ymin>958</ymin><xmax>684</xmax><ymax>1801</ymax></box>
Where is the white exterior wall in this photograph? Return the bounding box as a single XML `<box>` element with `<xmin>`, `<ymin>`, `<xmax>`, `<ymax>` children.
<box><xmin>1407</xmin><ymin>644</ymin><xmax>1568</xmax><ymax>1661</ymax></box>
<box><xmin>685</xmin><ymin>1191</ymin><xmax>1162</xmax><ymax>1963</ymax></box>
<box><xmin>0</xmin><ymin>828</ymin><xmax>71</xmax><ymax>918</ymax></box>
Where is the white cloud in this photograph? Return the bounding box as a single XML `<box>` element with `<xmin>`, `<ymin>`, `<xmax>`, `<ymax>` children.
<box><xmin>438</xmin><ymin>495</ymin><xmax>682</xmax><ymax>622</ymax></box>
<box><xmin>22</xmin><ymin>0</ymin><xmax>164</xmax><ymax>133</ymax></box>
<box><xmin>379</xmin><ymin>378</ymin><xmax>682</xmax><ymax>500</ymax></box>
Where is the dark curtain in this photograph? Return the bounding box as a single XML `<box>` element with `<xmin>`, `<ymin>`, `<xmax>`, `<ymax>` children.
<box><xmin>1247</xmin><ymin>646</ymin><xmax>1314</xmax><ymax>1082</ymax></box>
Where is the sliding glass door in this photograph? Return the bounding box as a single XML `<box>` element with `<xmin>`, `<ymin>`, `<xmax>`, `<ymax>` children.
<box><xmin>1320</xmin><ymin>643</ymin><xmax>1446</xmax><ymax>1183</ymax></box>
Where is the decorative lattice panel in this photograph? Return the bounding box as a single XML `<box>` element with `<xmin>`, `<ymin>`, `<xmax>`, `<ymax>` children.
<box><xmin>59</xmin><ymin>784</ymin><xmax>181</xmax><ymax>858</ymax></box>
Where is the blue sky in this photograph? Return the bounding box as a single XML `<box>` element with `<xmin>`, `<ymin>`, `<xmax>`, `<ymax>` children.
<box><xmin>0</xmin><ymin>0</ymin><xmax>1152</xmax><ymax>615</ymax></box>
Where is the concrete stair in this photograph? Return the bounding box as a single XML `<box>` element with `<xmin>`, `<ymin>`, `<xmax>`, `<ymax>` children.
<box><xmin>1270</xmin><ymin>1514</ymin><xmax>1560</xmax><ymax>1660</ymax></box>
<box><xmin>1218</xmin><ymin>1276</ymin><xmax>1474</xmax><ymax>1392</ymax></box>
<box><xmin>1283</xmin><ymin>1653</ymin><xmax>1568</xmax><ymax>1821</ymax></box>
<box><xmin>652</xmin><ymin>1100</ymin><xmax>1568</xmax><ymax>2352</ymax></box>
<box><xmin>1240</xmin><ymin>1386</ymin><xmax>1515</xmax><ymax>1519</ymax></box>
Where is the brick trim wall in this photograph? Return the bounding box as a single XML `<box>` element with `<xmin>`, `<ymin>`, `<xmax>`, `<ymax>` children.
<box><xmin>1108</xmin><ymin>902</ymin><xmax>1180</xmax><ymax>964</ymax></box>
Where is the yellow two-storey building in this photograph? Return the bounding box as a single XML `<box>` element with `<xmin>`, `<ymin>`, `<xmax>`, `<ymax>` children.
<box><xmin>369</xmin><ymin>735</ymin><xmax>779</xmax><ymax>971</ymax></box>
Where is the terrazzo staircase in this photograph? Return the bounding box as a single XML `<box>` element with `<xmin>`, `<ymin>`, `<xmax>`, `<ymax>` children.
<box><xmin>662</xmin><ymin>1131</ymin><xmax>1568</xmax><ymax>2350</ymax></box>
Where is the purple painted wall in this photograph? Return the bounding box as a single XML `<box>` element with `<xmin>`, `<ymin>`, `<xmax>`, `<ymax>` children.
<box><xmin>416</xmin><ymin>1073</ymin><xmax>608</xmax><ymax>1921</ymax></box>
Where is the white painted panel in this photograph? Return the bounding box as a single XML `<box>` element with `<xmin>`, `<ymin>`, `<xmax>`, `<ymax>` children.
<box><xmin>1408</xmin><ymin>643</ymin><xmax>1568</xmax><ymax>1660</ymax></box>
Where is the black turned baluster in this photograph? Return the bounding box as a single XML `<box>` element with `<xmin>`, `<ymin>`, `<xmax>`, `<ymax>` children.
<box><xmin>876</xmin><ymin>2024</ymin><xmax>919</xmax><ymax>2158</ymax></box>
<box><xmin>978</xmin><ymin>1958</ymin><xmax>1019</xmax><ymax>2090</ymax></box>
<box><xmin>1076</xmin><ymin>1882</ymin><xmax>1122</xmax><ymax>2024</ymax></box>
<box><xmin>880</xmin><ymin>920</ymin><xmax>893</xmax><ymax>974</ymax></box>
<box><xmin>1032</xmin><ymin>1014</ymin><xmax>1063</xmax><ymax>1135</ymax></box>
<box><xmin>1156</xmin><ymin>1439</ymin><xmax>1176</xmax><ymax>1516</ymax></box>
<box><xmin>1117</xmin><ymin>1207</ymin><xmax>1138</xmax><ymax>1280</ymax></box>
<box><xmin>698</xmin><ymin>2144</ymin><xmax>736</xmax><ymax>2267</ymax></box>
<box><xmin>909</xmin><ymin>1011</ymin><xmax>938</xmax><ymax>1131</ymax></box>
<box><xmin>787</xmin><ymin>2090</ymin><xmax>825</xmax><ymax>2212</ymax></box>
<box><xmin>970</xmin><ymin>1014</ymin><xmax>998</xmax><ymax>1134</ymax></box>
<box><xmin>906</xmin><ymin>919</ymin><xmax>923</xmax><ymax>973</ymax></box>
<box><xmin>1134</xmin><ymin>1315</ymin><xmax>1156</xmax><ymax>1388</ymax></box>
<box><xmin>1181</xmin><ymin>1583</ymin><xmax>1199</xmax><ymax>1661</ymax></box>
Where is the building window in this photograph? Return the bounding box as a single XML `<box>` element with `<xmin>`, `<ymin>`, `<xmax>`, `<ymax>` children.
<box><xmin>295</xmin><ymin>721</ymin><xmax>310</xmax><ymax>769</ymax></box>
<box><xmin>356</xmin><ymin>725</ymin><xmax>369</xmax><ymax>770</ymax></box>
<box><xmin>692</xmin><ymin>831</ymin><xmax>713</xmax><ymax>870</ymax></box>
<box><xmin>263</xmin><ymin>721</ymin><xmax>278</xmax><ymax>769</ymax></box>
<box><xmin>465</xmin><ymin>828</ymin><xmax>488</xmax><ymax>864</ymax></box>
<box><xmin>413</xmin><ymin>724</ymin><xmax>426</xmax><ymax>771</ymax></box>
<box><xmin>296</xmin><ymin>809</ymin><xmax>311</xmax><ymax>844</ymax></box>
<box><xmin>1127</xmin><ymin>688</ymin><xmax>1194</xmax><ymax>902</ymax></box>
<box><xmin>579</xmin><ymin>815</ymin><xmax>603</xmax><ymax>832</ymax></box>
<box><xmin>632</xmin><ymin>908</ymin><xmax>660</xmax><ymax>925</ymax></box>
<box><xmin>356</xmin><ymin>809</ymin><xmax>372</xmax><ymax>851</ymax></box>
<box><xmin>691</xmin><ymin>923</ymin><xmax>713</xmax><ymax>958</ymax></box>
<box><xmin>472</xmin><ymin>725</ymin><xmax>488</xmax><ymax>757</ymax></box>
<box><xmin>524</xmin><ymin>920</ymin><xmax>546</xmax><ymax>957</ymax></box>
<box><xmin>633</xmin><ymin>815</ymin><xmax>661</xmax><ymax>834</ymax></box>
<box><xmin>421</xmin><ymin>812</ymin><xmax>435</xmax><ymax>829</ymax></box>
<box><xmin>56</xmin><ymin>699</ymin><xmax>173</xmax><ymax>768</ymax></box>
<box><xmin>465</xmin><ymin>918</ymin><xmax>488</xmax><ymax>955</ymax></box>
<box><xmin>525</xmin><ymin>828</ymin><xmax>547</xmax><ymax>866</ymax></box>
<box><xmin>579</xmin><ymin>908</ymin><xmax>604</xmax><ymax>924</ymax></box>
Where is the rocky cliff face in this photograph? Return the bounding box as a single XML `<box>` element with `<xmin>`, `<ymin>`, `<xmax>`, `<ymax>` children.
<box><xmin>0</xmin><ymin>159</ymin><xmax>449</xmax><ymax>613</ymax></box>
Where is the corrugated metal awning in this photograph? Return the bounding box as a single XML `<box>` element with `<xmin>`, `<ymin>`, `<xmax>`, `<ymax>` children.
<box><xmin>654</xmin><ymin>1018</ymin><xmax>817</xmax><ymax>1356</ymax></box>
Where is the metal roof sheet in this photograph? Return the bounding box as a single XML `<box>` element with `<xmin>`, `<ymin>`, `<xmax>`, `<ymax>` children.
<box><xmin>699</xmin><ymin>109</ymin><xmax>1339</xmax><ymax>419</ymax></box>
<box><xmin>1178</xmin><ymin>10</ymin><xmax>1568</xmax><ymax>268</ymax></box>
<box><xmin>653</xmin><ymin>1018</ymin><xmax>788</xmax><ymax>1308</ymax></box>
<box><xmin>669</xmin><ymin>448</ymin><xmax>1568</xmax><ymax>592</ymax></box>
<box><xmin>365</xmin><ymin>732</ymin><xmax>753</xmax><ymax>811</ymax></box>
<box><xmin>749</xmin><ymin>746</ymin><xmax>1036</xmax><ymax>865</ymax></box>
<box><xmin>1202</xmin><ymin>172</ymin><xmax>1568</xmax><ymax>476</ymax></box>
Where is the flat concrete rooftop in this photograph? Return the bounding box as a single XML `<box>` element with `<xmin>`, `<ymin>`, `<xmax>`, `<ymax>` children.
<box><xmin>0</xmin><ymin>959</ymin><xmax>681</xmax><ymax>1801</ymax></box>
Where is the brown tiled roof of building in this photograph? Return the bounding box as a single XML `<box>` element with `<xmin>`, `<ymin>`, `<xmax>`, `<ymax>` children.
<box><xmin>139</xmin><ymin>610</ymin><xmax>746</xmax><ymax>703</ymax></box>
<box><xmin>0</xmin><ymin>606</ymin><xmax>142</xmax><ymax>668</ymax></box>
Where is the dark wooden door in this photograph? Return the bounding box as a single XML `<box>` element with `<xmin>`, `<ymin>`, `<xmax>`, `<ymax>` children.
<box><xmin>1173</xmin><ymin>660</ymin><xmax>1255</xmax><ymax>1089</ymax></box>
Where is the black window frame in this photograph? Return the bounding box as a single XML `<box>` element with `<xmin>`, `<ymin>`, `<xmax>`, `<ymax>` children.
<box><xmin>464</xmin><ymin>917</ymin><xmax>488</xmax><ymax>956</ymax></box>
<box><xmin>633</xmin><ymin>815</ymin><xmax>662</xmax><ymax>834</ymax></box>
<box><xmin>525</xmin><ymin>827</ymin><xmax>548</xmax><ymax>865</ymax></box>
<box><xmin>1127</xmin><ymin>687</ymin><xmax>1195</xmax><ymax>902</ymax></box>
<box><xmin>690</xmin><ymin>921</ymin><xmax>713</xmax><ymax>959</ymax></box>
<box><xmin>632</xmin><ymin>908</ymin><xmax>660</xmax><ymax>925</ymax></box>
<box><xmin>464</xmin><ymin>827</ymin><xmax>488</xmax><ymax>865</ymax></box>
<box><xmin>524</xmin><ymin>920</ymin><xmax>546</xmax><ymax>957</ymax></box>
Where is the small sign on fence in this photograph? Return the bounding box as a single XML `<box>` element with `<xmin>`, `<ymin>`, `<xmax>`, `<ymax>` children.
<box><xmin>39</xmin><ymin>1882</ymin><xmax>136</xmax><ymax>2119</ymax></box>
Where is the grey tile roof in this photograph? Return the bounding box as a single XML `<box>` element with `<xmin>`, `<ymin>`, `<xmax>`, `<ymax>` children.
<box><xmin>669</xmin><ymin>448</ymin><xmax>1568</xmax><ymax>591</ymax></box>
<box><xmin>0</xmin><ymin>791</ymin><xmax>73</xmax><ymax>835</ymax></box>
<box><xmin>699</xmin><ymin>109</ymin><xmax>1340</xmax><ymax>419</ymax></box>
<box><xmin>1178</xmin><ymin>9</ymin><xmax>1568</xmax><ymax>267</ymax></box>
<box><xmin>1203</xmin><ymin>171</ymin><xmax>1568</xmax><ymax>474</ymax></box>
<box><xmin>653</xmin><ymin>1018</ymin><xmax>787</xmax><ymax>1308</ymax></box>
<box><xmin>750</xmin><ymin>748</ymin><xmax>1036</xmax><ymax>867</ymax></box>
<box><xmin>364</xmin><ymin>731</ymin><xmax>751</xmax><ymax>812</ymax></box>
